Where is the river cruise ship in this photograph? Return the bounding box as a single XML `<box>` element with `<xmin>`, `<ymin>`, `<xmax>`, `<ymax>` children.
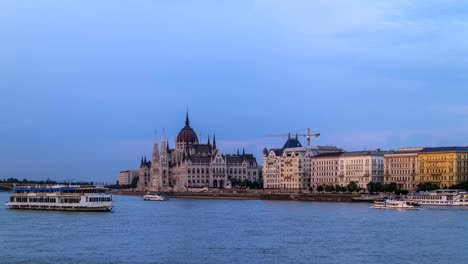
<box><xmin>407</xmin><ymin>189</ymin><xmax>468</xmax><ymax>206</ymax></box>
<box><xmin>6</xmin><ymin>185</ymin><xmax>112</xmax><ymax>212</ymax></box>
<box><xmin>371</xmin><ymin>199</ymin><xmax>419</xmax><ymax>210</ymax></box>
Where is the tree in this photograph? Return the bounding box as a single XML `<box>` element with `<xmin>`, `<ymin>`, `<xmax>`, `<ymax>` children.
<box><xmin>367</xmin><ymin>182</ymin><xmax>384</xmax><ymax>193</ymax></box>
<box><xmin>347</xmin><ymin>181</ymin><xmax>359</xmax><ymax>193</ymax></box>
<box><xmin>130</xmin><ymin>176</ymin><xmax>139</xmax><ymax>188</ymax></box>
<box><xmin>317</xmin><ymin>185</ymin><xmax>324</xmax><ymax>192</ymax></box>
<box><xmin>417</xmin><ymin>182</ymin><xmax>439</xmax><ymax>192</ymax></box>
<box><xmin>325</xmin><ymin>185</ymin><xmax>335</xmax><ymax>192</ymax></box>
<box><xmin>384</xmin><ymin>182</ymin><xmax>397</xmax><ymax>193</ymax></box>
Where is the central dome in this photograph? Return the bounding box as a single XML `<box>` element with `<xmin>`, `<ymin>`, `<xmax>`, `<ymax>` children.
<box><xmin>176</xmin><ymin>112</ymin><xmax>199</xmax><ymax>144</ymax></box>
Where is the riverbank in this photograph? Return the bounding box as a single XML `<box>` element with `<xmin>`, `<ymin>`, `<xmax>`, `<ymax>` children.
<box><xmin>110</xmin><ymin>189</ymin><xmax>361</xmax><ymax>202</ymax></box>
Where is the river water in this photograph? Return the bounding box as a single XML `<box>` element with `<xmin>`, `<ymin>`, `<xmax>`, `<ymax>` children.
<box><xmin>1</xmin><ymin>191</ymin><xmax>467</xmax><ymax>264</ymax></box>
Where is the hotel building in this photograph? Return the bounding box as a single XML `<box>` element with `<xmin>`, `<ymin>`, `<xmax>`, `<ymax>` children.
<box><xmin>418</xmin><ymin>147</ymin><xmax>468</xmax><ymax>188</ymax></box>
<box><xmin>262</xmin><ymin>135</ymin><xmax>341</xmax><ymax>189</ymax></box>
<box><xmin>338</xmin><ymin>151</ymin><xmax>385</xmax><ymax>190</ymax></box>
<box><xmin>311</xmin><ymin>152</ymin><xmax>342</xmax><ymax>189</ymax></box>
<box><xmin>384</xmin><ymin>148</ymin><xmax>421</xmax><ymax>191</ymax></box>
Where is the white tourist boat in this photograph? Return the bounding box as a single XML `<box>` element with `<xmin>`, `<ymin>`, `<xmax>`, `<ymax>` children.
<box><xmin>6</xmin><ymin>185</ymin><xmax>112</xmax><ymax>212</ymax></box>
<box><xmin>371</xmin><ymin>199</ymin><xmax>420</xmax><ymax>210</ymax></box>
<box><xmin>143</xmin><ymin>193</ymin><xmax>168</xmax><ymax>201</ymax></box>
<box><xmin>407</xmin><ymin>189</ymin><xmax>468</xmax><ymax>206</ymax></box>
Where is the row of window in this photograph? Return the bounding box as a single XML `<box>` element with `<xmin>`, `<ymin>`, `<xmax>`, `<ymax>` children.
<box><xmin>88</xmin><ymin>197</ymin><xmax>111</xmax><ymax>202</ymax></box>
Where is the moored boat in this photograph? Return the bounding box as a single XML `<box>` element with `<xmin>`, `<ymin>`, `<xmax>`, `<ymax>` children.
<box><xmin>6</xmin><ymin>185</ymin><xmax>112</xmax><ymax>212</ymax></box>
<box><xmin>143</xmin><ymin>193</ymin><xmax>168</xmax><ymax>201</ymax></box>
<box><xmin>407</xmin><ymin>189</ymin><xmax>468</xmax><ymax>206</ymax></box>
<box><xmin>371</xmin><ymin>199</ymin><xmax>419</xmax><ymax>210</ymax></box>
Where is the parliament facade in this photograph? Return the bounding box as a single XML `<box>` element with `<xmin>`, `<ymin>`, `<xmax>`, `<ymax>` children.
<box><xmin>137</xmin><ymin>113</ymin><xmax>260</xmax><ymax>192</ymax></box>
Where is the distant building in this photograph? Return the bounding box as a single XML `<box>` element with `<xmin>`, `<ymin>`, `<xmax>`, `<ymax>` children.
<box><xmin>384</xmin><ymin>148</ymin><xmax>421</xmax><ymax>191</ymax></box>
<box><xmin>118</xmin><ymin>169</ymin><xmax>139</xmax><ymax>185</ymax></box>
<box><xmin>418</xmin><ymin>147</ymin><xmax>468</xmax><ymax>188</ymax></box>
<box><xmin>139</xmin><ymin>112</ymin><xmax>260</xmax><ymax>192</ymax></box>
<box><xmin>262</xmin><ymin>134</ymin><xmax>342</xmax><ymax>190</ymax></box>
<box><xmin>311</xmin><ymin>152</ymin><xmax>343</xmax><ymax>189</ymax></box>
<box><xmin>338</xmin><ymin>151</ymin><xmax>386</xmax><ymax>190</ymax></box>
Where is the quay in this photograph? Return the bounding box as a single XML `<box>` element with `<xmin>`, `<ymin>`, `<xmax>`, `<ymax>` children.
<box><xmin>110</xmin><ymin>189</ymin><xmax>361</xmax><ymax>202</ymax></box>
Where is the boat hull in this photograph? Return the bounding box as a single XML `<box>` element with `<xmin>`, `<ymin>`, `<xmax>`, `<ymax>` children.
<box><xmin>6</xmin><ymin>203</ymin><xmax>112</xmax><ymax>212</ymax></box>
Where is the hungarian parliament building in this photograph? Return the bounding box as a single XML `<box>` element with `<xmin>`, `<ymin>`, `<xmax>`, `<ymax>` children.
<box><xmin>136</xmin><ymin>113</ymin><xmax>260</xmax><ymax>192</ymax></box>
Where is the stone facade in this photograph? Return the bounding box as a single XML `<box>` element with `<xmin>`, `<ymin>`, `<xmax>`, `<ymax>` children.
<box><xmin>262</xmin><ymin>135</ymin><xmax>342</xmax><ymax>190</ymax></box>
<box><xmin>384</xmin><ymin>148</ymin><xmax>421</xmax><ymax>191</ymax></box>
<box><xmin>118</xmin><ymin>169</ymin><xmax>139</xmax><ymax>185</ymax></box>
<box><xmin>418</xmin><ymin>147</ymin><xmax>468</xmax><ymax>188</ymax></box>
<box><xmin>338</xmin><ymin>151</ymin><xmax>385</xmax><ymax>190</ymax></box>
<box><xmin>311</xmin><ymin>152</ymin><xmax>342</xmax><ymax>188</ymax></box>
<box><xmin>138</xmin><ymin>113</ymin><xmax>260</xmax><ymax>192</ymax></box>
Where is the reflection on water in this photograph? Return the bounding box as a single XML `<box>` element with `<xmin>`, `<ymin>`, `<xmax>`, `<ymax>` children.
<box><xmin>1</xmin><ymin>192</ymin><xmax>467</xmax><ymax>264</ymax></box>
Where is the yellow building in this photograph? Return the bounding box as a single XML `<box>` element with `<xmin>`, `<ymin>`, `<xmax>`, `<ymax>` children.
<box><xmin>418</xmin><ymin>147</ymin><xmax>468</xmax><ymax>188</ymax></box>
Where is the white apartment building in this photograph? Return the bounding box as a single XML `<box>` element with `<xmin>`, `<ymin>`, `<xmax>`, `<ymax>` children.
<box><xmin>311</xmin><ymin>152</ymin><xmax>342</xmax><ymax>188</ymax></box>
<box><xmin>338</xmin><ymin>151</ymin><xmax>385</xmax><ymax>190</ymax></box>
<box><xmin>262</xmin><ymin>135</ymin><xmax>341</xmax><ymax>190</ymax></box>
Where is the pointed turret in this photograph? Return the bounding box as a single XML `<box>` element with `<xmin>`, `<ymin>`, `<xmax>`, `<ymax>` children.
<box><xmin>152</xmin><ymin>130</ymin><xmax>159</xmax><ymax>162</ymax></box>
<box><xmin>213</xmin><ymin>134</ymin><xmax>217</xmax><ymax>149</ymax></box>
<box><xmin>242</xmin><ymin>148</ymin><xmax>245</xmax><ymax>155</ymax></box>
<box><xmin>207</xmin><ymin>134</ymin><xmax>210</xmax><ymax>145</ymax></box>
<box><xmin>185</xmin><ymin>110</ymin><xmax>190</xmax><ymax>127</ymax></box>
<box><xmin>161</xmin><ymin>128</ymin><xmax>167</xmax><ymax>153</ymax></box>
<box><xmin>237</xmin><ymin>149</ymin><xmax>239</xmax><ymax>156</ymax></box>
<box><xmin>140</xmin><ymin>156</ymin><xmax>144</xmax><ymax>167</ymax></box>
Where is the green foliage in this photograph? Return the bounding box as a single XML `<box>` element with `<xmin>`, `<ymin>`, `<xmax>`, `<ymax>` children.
<box><xmin>395</xmin><ymin>189</ymin><xmax>409</xmax><ymax>195</ymax></box>
<box><xmin>417</xmin><ymin>182</ymin><xmax>440</xmax><ymax>192</ymax></box>
<box><xmin>325</xmin><ymin>185</ymin><xmax>335</xmax><ymax>192</ymax></box>
<box><xmin>131</xmin><ymin>176</ymin><xmax>139</xmax><ymax>188</ymax></box>
<box><xmin>347</xmin><ymin>181</ymin><xmax>359</xmax><ymax>192</ymax></box>
<box><xmin>449</xmin><ymin>181</ymin><xmax>468</xmax><ymax>191</ymax></box>
<box><xmin>229</xmin><ymin>178</ymin><xmax>262</xmax><ymax>189</ymax></box>
<box><xmin>316</xmin><ymin>185</ymin><xmax>324</xmax><ymax>192</ymax></box>
<box><xmin>384</xmin><ymin>182</ymin><xmax>397</xmax><ymax>193</ymax></box>
<box><xmin>367</xmin><ymin>182</ymin><xmax>398</xmax><ymax>193</ymax></box>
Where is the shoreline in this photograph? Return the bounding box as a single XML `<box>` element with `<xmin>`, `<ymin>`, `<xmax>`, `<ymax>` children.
<box><xmin>110</xmin><ymin>190</ymin><xmax>362</xmax><ymax>202</ymax></box>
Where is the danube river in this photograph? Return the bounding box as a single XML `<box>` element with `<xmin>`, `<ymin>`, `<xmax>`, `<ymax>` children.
<box><xmin>1</xmin><ymin>191</ymin><xmax>468</xmax><ymax>264</ymax></box>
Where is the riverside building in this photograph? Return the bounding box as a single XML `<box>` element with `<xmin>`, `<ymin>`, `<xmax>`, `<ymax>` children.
<box><xmin>418</xmin><ymin>147</ymin><xmax>468</xmax><ymax>188</ymax></box>
<box><xmin>262</xmin><ymin>135</ymin><xmax>341</xmax><ymax>190</ymax></box>
<box><xmin>338</xmin><ymin>151</ymin><xmax>386</xmax><ymax>190</ymax></box>
<box><xmin>118</xmin><ymin>169</ymin><xmax>139</xmax><ymax>186</ymax></box>
<box><xmin>140</xmin><ymin>112</ymin><xmax>260</xmax><ymax>192</ymax></box>
<box><xmin>311</xmin><ymin>152</ymin><xmax>343</xmax><ymax>189</ymax></box>
<box><xmin>384</xmin><ymin>148</ymin><xmax>421</xmax><ymax>191</ymax></box>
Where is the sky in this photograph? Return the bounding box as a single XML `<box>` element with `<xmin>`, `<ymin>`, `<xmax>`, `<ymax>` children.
<box><xmin>1</xmin><ymin>0</ymin><xmax>468</xmax><ymax>182</ymax></box>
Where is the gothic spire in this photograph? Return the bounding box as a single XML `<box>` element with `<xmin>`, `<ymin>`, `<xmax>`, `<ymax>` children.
<box><xmin>153</xmin><ymin>130</ymin><xmax>158</xmax><ymax>144</ymax></box>
<box><xmin>207</xmin><ymin>134</ymin><xmax>210</xmax><ymax>145</ymax></box>
<box><xmin>237</xmin><ymin>148</ymin><xmax>239</xmax><ymax>156</ymax></box>
<box><xmin>213</xmin><ymin>134</ymin><xmax>216</xmax><ymax>149</ymax></box>
<box><xmin>185</xmin><ymin>110</ymin><xmax>190</xmax><ymax>127</ymax></box>
<box><xmin>242</xmin><ymin>147</ymin><xmax>245</xmax><ymax>155</ymax></box>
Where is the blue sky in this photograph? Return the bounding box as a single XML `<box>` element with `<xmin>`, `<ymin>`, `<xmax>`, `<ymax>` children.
<box><xmin>1</xmin><ymin>0</ymin><xmax>467</xmax><ymax>182</ymax></box>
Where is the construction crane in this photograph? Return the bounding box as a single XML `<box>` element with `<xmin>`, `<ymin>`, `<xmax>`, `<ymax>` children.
<box><xmin>268</xmin><ymin>128</ymin><xmax>320</xmax><ymax>147</ymax></box>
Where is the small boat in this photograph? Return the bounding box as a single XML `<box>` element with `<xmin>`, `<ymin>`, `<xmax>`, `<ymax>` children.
<box><xmin>371</xmin><ymin>199</ymin><xmax>419</xmax><ymax>210</ymax></box>
<box><xmin>143</xmin><ymin>193</ymin><xmax>168</xmax><ymax>201</ymax></box>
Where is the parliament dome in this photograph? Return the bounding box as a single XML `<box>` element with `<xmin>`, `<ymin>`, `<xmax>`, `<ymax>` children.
<box><xmin>176</xmin><ymin>112</ymin><xmax>199</xmax><ymax>144</ymax></box>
